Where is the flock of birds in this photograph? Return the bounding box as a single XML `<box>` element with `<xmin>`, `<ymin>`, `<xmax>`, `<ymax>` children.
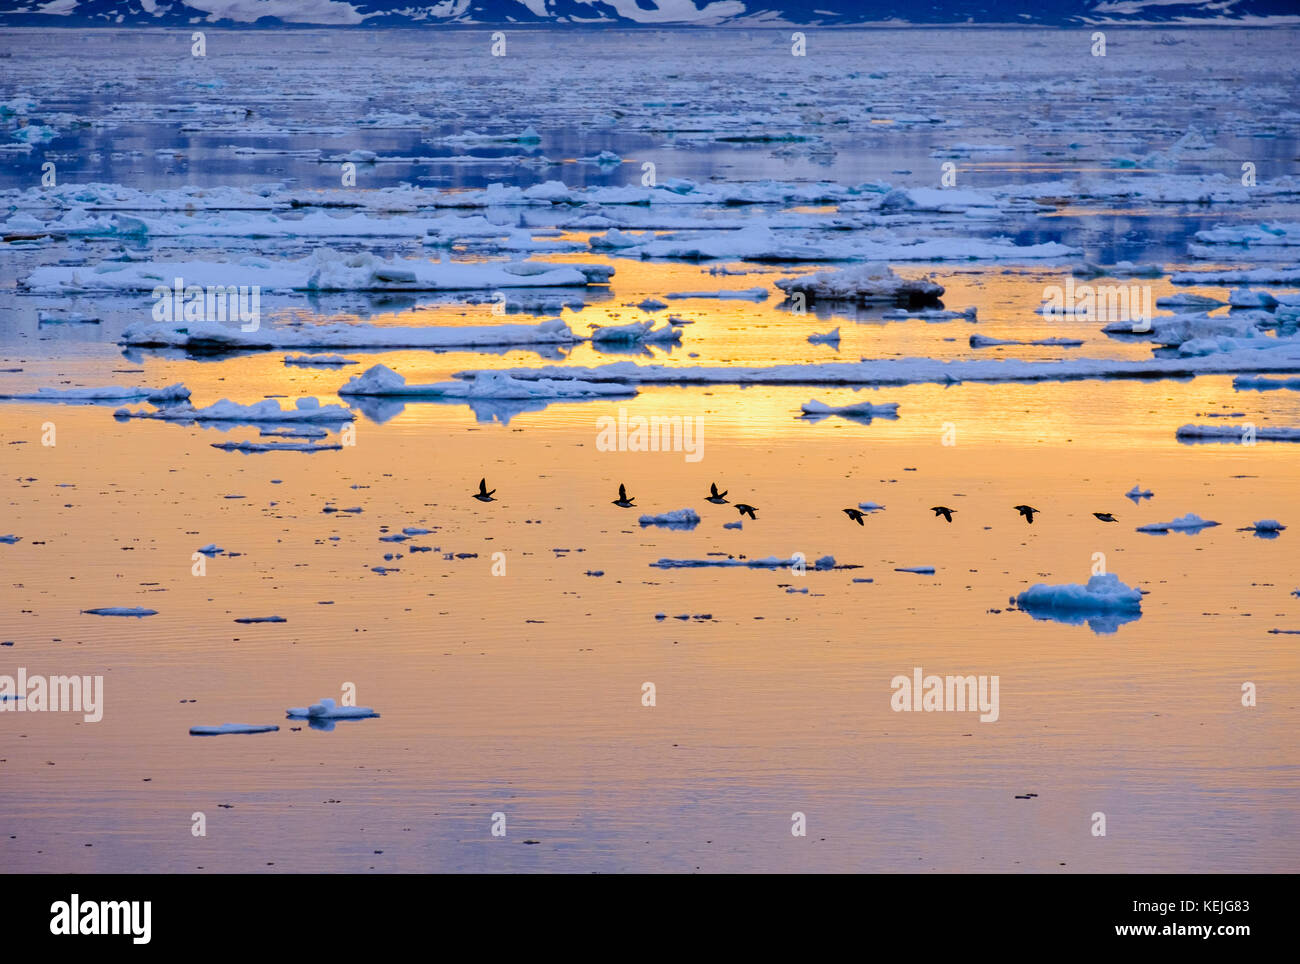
<box><xmin>473</xmin><ymin>478</ymin><xmax>1125</xmax><ymax>527</ymax></box>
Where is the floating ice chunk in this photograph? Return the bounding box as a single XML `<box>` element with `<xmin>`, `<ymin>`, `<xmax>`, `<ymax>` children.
<box><xmin>650</xmin><ymin>555</ymin><xmax>838</xmax><ymax>570</ymax></box>
<box><xmin>638</xmin><ymin>509</ymin><xmax>701</xmax><ymax>529</ymax></box>
<box><xmin>589</xmin><ymin>320</ymin><xmax>683</xmax><ymax>344</ymax></box>
<box><xmin>1136</xmin><ymin>513</ymin><xmax>1221</xmax><ymax>533</ymax></box>
<box><xmin>0</xmin><ymin>535</ymin><xmax>21</xmax><ymax>544</ymax></box>
<box><xmin>895</xmin><ymin>566</ymin><xmax>935</xmax><ymax>574</ymax></box>
<box><xmin>122</xmin><ymin>317</ymin><xmax>580</xmax><ymax>351</ymax></box>
<box><xmin>1072</xmin><ymin>262</ymin><xmax>1164</xmax><ymax>279</ymax></box>
<box><xmin>212</xmin><ymin>440</ymin><xmax>342</xmax><ymax>453</ymax></box>
<box><xmin>776</xmin><ymin>263</ymin><xmax>943</xmax><ymax>306</ymax></box>
<box><xmin>858</xmin><ymin>502</ymin><xmax>886</xmax><ymax>511</ymax></box>
<box><xmin>82</xmin><ymin>607</ymin><xmax>157</xmax><ymax>617</ymax></box>
<box><xmin>800</xmin><ymin>398</ymin><xmax>899</xmax><ymax>419</ymax></box>
<box><xmin>1015</xmin><ymin>573</ymin><xmax>1143</xmax><ymax>611</ymax></box>
<box><xmin>1156</xmin><ymin>292</ymin><xmax>1225</xmax><ymax>309</ymax></box>
<box><xmin>1177</xmin><ymin>424</ymin><xmax>1300</xmax><ymax>442</ymax></box>
<box><xmin>285</xmin><ymin>697</ymin><xmax>379</xmax><ymax>720</ymax></box>
<box><xmin>339</xmin><ymin>365</ymin><xmax>635</xmax><ymax>400</ymax></box>
<box><xmin>234</xmin><ymin>616</ymin><xmax>287</xmax><ymax>623</ymax></box>
<box><xmin>808</xmin><ymin>328</ymin><xmax>840</xmax><ymax>346</ymax></box>
<box><xmin>190</xmin><ymin>723</ymin><xmax>279</xmax><ymax>736</ymax></box>
<box><xmin>970</xmin><ymin>334</ymin><xmax>1083</xmax><ymax>348</ymax></box>
<box><xmin>0</xmin><ymin>384</ymin><xmax>190</xmax><ymax>403</ymax></box>
<box><xmin>1246</xmin><ymin>520</ymin><xmax>1286</xmax><ymax>532</ymax></box>
<box><xmin>1125</xmin><ymin>485</ymin><xmax>1154</xmax><ymax>501</ymax></box>
<box><xmin>665</xmin><ymin>288</ymin><xmax>768</xmax><ymax>301</ymax></box>
<box><xmin>1233</xmin><ymin>375</ymin><xmax>1300</xmax><ymax>391</ymax></box>
<box><xmin>116</xmin><ymin>396</ymin><xmax>354</xmax><ymax>424</ymax></box>
<box><xmin>197</xmin><ymin>544</ymin><xmax>224</xmax><ymax>555</ymax></box>
<box><xmin>284</xmin><ymin>354</ymin><xmax>359</xmax><ymax>366</ymax></box>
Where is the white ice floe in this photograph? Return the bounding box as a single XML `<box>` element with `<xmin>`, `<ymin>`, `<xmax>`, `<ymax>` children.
<box><xmin>212</xmin><ymin>440</ymin><xmax>342</xmax><ymax>453</ymax></box>
<box><xmin>81</xmin><ymin>607</ymin><xmax>157</xmax><ymax>617</ymax></box>
<box><xmin>470</xmin><ymin>342</ymin><xmax>1300</xmax><ymax>389</ymax></box>
<box><xmin>122</xmin><ymin>317</ymin><xmax>578</xmax><ymax>351</ymax></box>
<box><xmin>776</xmin><ymin>263</ymin><xmax>944</xmax><ymax>306</ymax></box>
<box><xmin>285</xmin><ymin>697</ymin><xmax>379</xmax><ymax>720</ymax></box>
<box><xmin>1135</xmin><ymin>513</ymin><xmax>1221</xmax><ymax>533</ymax></box>
<box><xmin>1229</xmin><ymin>289</ymin><xmax>1281</xmax><ymax>309</ymax></box>
<box><xmin>339</xmin><ymin>365</ymin><xmax>635</xmax><ymax>400</ymax></box>
<box><xmin>807</xmin><ymin>328</ymin><xmax>840</xmax><ymax>346</ymax></box>
<box><xmin>665</xmin><ymin>288</ymin><xmax>768</xmax><ymax>301</ymax></box>
<box><xmin>800</xmin><ymin>398</ymin><xmax>899</xmax><ymax>419</ymax></box>
<box><xmin>589</xmin><ymin>320</ymin><xmax>683</xmax><ymax>344</ymax></box>
<box><xmin>969</xmin><ymin>334</ymin><xmax>1083</xmax><ymax>348</ymax></box>
<box><xmin>1126</xmin><ymin>485</ymin><xmax>1154</xmax><ymax>499</ymax></box>
<box><xmin>858</xmin><ymin>502</ymin><xmax>886</xmax><ymax>511</ymax></box>
<box><xmin>1234</xmin><ymin>375</ymin><xmax>1300</xmax><ymax>391</ymax></box>
<box><xmin>1177</xmin><ymin>424</ymin><xmax>1300</xmax><ymax>442</ymax></box>
<box><xmin>25</xmin><ymin>250</ymin><xmax>612</xmax><ymax>294</ymax></box>
<box><xmin>1245</xmin><ymin>520</ymin><xmax>1286</xmax><ymax>533</ymax></box>
<box><xmin>895</xmin><ymin>566</ymin><xmax>936</xmax><ymax>574</ymax></box>
<box><xmin>0</xmin><ymin>535</ymin><xmax>20</xmax><ymax>544</ymax></box>
<box><xmin>638</xmin><ymin>509</ymin><xmax>701</xmax><ymax>528</ymax></box>
<box><xmin>197</xmin><ymin>544</ymin><xmax>224</xmax><ymax>555</ymax></box>
<box><xmin>190</xmin><ymin>723</ymin><xmax>279</xmax><ymax>736</ymax></box>
<box><xmin>1015</xmin><ymin>573</ymin><xmax>1143</xmax><ymax>611</ymax></box>
<box><xmin>1172</xmin><ymin>266</ymin><xmax>1300</xmax><ymax>285</ymax></box>
<box><xmin>650</xmin><ymin>555</ymin><xmax>839</xmax><ymax>570</ymax></box>
<box><xmin>117</xmin><ymin>396</ymin><xmax>353</xmax><ymax>423</ymax></box>
<box><xmin>283</xmin><ymin>354</ymin><xmax>359</xmax><ymax>366</ymax></box>
<box><xmin>0</xmin><ymin>384</ymin><xmax>190</xmax><ymax>403</ymax></box>
<box><xmin>1156</xmin><ymin>292</ymin><xmax>1225</xmax><ymax>309</ymax></box>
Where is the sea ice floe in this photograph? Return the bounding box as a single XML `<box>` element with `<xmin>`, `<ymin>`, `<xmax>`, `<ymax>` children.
<box><xmin>115</xmin><ymin>396</ymin><xmax>354</xmax><ymax>424</ymax></box>
<box><xmin>665</xmin><ymin>288</ymin><xmax>768</xmax><ymax>301</ymax></box>
<box><xmin>1244</xmin><ymin>520</ymin><xmax>1286</xmax><ymax>534</ymax></box>
<box><xmin>214</xmin><ymin>440</ymin><xmax>342</xmax><ymax>452</ymax></box>
<box><xmin>650</xmin><ymin>555</ymin><xmax>839</xmax><ymax>570</ymax></box>
<box><xmin>0</xmin><ymin>384</ymin><xmax>190</xmax><ymax>404</ymax></box>
<box><xmin>638</xmin><ymin>509</ymin><xmax>701</xmax><ymax>529</ymax></box>
<box><xmin>1135</xmin><ymin>513</ymin><xmax>1221</xmax><ymax>533</ymax></box>
<box><xmin>969</xmin><ymin>334</ymin><xmax>1083</xmax><ymax>348</ymax></box>
<box><xmin>122</xmin><ymin>317</ymin><xmax>580</xmax><ymax>351</ymax></box>
<box><xmin>895</xmin><ymin>566</ymin><xmax>936</xmax><ymax>574</ymax></box>
<box><xmin>25</xmin><ymin>250</ymin><xmax>612</xmax><ymax>294</ymax></box>
<box><xmin>800</xmin><ymin>398</ymin><xmax>899</xmax><ymax>420</ymax></box>
<box><xmin>285</xmin><ymin>697</ymin><xmax>379</xmax><ymax>720</ymax></box>
<box><xmin>190</xmin><ymin>723</ymin><xmax>279</xmax><ymax>736</ymax></box>
<box><xmin>283</xmin><ymin>354</ymin><xmax>359</xmax><ymax>366</ymax></box>
<box><xmin>339</xmin><ymin>365</ymin><xmax>635</xmax><ymax>400</ymax></box>
<box><xmin>1015</xmin><ymin>573</ymin><xmax>1144</xmax><ymax>612</ymax></box>
<box><xmin>1176</xmin><ymin>424</ymin><xmax>1300</xmax><ymax>442</ymax></box>
<box><xmin>807</xmin><ymin>328</ymin><xmax>840</xmax><ymax>346</ymax></box>
<box><xmin>0</xmin><ymin>535</ymin><xmax>22</xmax><ymax>544</ymax></box>
<box><xmin>81</xmin><ymin>607</ymin><xmax>157</xmax><ymax>617</ymax></box>
<box><xmin>588</xmin><ymin>320</ymin><xmax>683</xmax><ymax>344</ymax></box>
<box><xmin>1233</xmin><ymin>375</ymin><xmax>1300</xmax><ymax>391</ymax></box>
<box><xmin>775</xmin><ymin>263</ymin><xmax>944</xmax><ymax>306</ymax></box>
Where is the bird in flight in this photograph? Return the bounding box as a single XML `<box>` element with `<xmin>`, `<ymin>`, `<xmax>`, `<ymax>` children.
<box><xmin>1013</xmin><ymin>505</ymin><xmax>1039</xmax><ymax>524</ymax></box>
<box><xmin>473</xmin><ymin>478</ymin><xmax>496</xmax><ymax>503</ymax></box>
<box><xmin>1093</xmin><ymin>512</ymin><xmax>1118</xmax><ymax>523</ymax></box>
<box><xmin>843</xmin><ymin>508</ymin><xmax>866</xmax><ymax>526</ymax></box>
<box><xmin>705</xmin><ymin>482</ymin><xmax>729</xmax><ymax>504</ymax></box>
<box><xmin>931</xmin><ymin>506</ymin><xmax>955</xmax><ymax>523</ymax></box>
<box><xmin>735</xmin><ymin>503</ymin><xmax>758</xmax><ymax>520</ymax></box>
<box><xmin>612</xmin><ymin>483</ymin><xmax>636</xmax><ymax>508</ymax></box>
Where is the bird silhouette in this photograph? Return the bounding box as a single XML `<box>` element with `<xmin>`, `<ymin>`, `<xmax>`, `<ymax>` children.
<box><xmin>843</xmin><ymin>508</ymin><xmax>866</xmax><ymax>526</ymax></box>
<box><xmin>931</xmin><ymin>506</ymin><xmax>955</xmax><ymax>523</ymax></box>
<box><xmin>612</xmin><ymin>483</ymin><xmax>636</xmax><ymax>508</ymax></box>
<box><xmin>1093</xmin><ymin>512</ymin><xmax>1118</xmax><ymax>523</ymax></box>
<box><xmin>473</xmin><ymin>478</ymin><xmax>496</xmax><ymax>502</ymax></box>
<box><xmin>705</xmin><ymin>482</ymin><xmax>729</xmax><ymax>504</ymax></box>
<box><xmin>1013</xmin><ymin>505</ymin><xmax>1039</xmax><ymax>524</ymax></box>
<box><xmin>735</xmin><ymin>503</ymin><xmax>758</xmax><ymax>520</ymax></box>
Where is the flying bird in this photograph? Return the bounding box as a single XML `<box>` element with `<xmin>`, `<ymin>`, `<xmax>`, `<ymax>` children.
<box><xmin>843</xmin><ymin>508</ymin><xmax>866</xmax><ymax>526</ymax></box>
<box><xmin>931</xmin><ymin>506</ymin><xmax>955</xmax><ymax>523</ymax></box>
<box><xmin>705</xmin><ymin>482</ymin><xmax>729</xmax><ymax>504</ymax></box>
<box><xmin>612</xmin><ymin>483</ymin><xmax>636</xmax><ymax>508</ymax></box>
<box><xmin>735</xmin><ymin>503</ymin><xmax>758</xmax><ymax>520</ymax></box>
<box><xmin>1093</xmin><ymin>512</ymin><xmax>1118</xmax><ymax>523</ymax></box>
<box><xmin>1014</xmin><ymin>505</ymin><xmax>1039</xmax><ymax>524</ymax></box>
<box><xmin>473</xmin><ymin>478</ymin><xmax>496</xmax><ymax>503</ymax></box>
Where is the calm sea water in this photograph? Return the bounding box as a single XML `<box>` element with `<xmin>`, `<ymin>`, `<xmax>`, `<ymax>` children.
<box><xmin>1</xmin><ymin>27</ymin><xmax>1298</xmax><ymax>873</ymax></box>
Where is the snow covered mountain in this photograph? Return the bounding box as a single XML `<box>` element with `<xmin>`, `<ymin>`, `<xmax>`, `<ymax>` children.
<box><xmin>2</xmin><ymin>0</ymin><xmax>1297</xmax><ymax>27</ymax></box>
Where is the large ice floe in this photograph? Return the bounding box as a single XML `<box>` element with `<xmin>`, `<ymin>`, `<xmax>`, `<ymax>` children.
<box><xmin>115</xmin><ymin>396</ymin><xmax>355</xmax><ymax>424</ymax></box>
<box><xmin>650</xmin><ymin>555</ymin><xmax>840</xmax><ymax>570</ymax></box>
<box><xmin>23</xmin><ymin>250</ymin><xmax>613</xmax><ymax>294</ymax></box>
<box><xmin>0</xmin><ymin>384</ymin><xmax>190</xmax><ymax>404</ymax></box>
<box><xmin>121</xmin><ymin>317</ymin><xmax>580</xmax><ymax>351</ymax></box>
<box><xmin>190</xmin><ymin>723</ymin><xmax>279</xmax><ymax>736</ymax></box>
<box><xmin>1135</xmin><ymin>513</ymin><xmax>1221</xmax><ymax>533</ymax></box>
<box><xmin>800</xmin><ymin>398</ymin><xmax>900</xmax><ymax>421</ymax></box>
<box><xmin>775</xmin><ymin>264</ymin><xmax>944</xmax><ymax>307</ymax></box>
<box><xmin>1176</xmin><ymin>424</ymin><xmax>1300</xmax><ymax>442</ymax></box>
<box><xmin>1013</xmin><ymin>573</ymin><xmax>1144</xmax><ymax>634</ymax></box>
<box><xmin>338</xmin><ymin>365</ymin><xmax>635</xmax><ymax>400</ymax></box>
<box><xmin>285</xmin><ymin>697</ymin><xmax>378</xmax><ymax>730</ymax></box>
<box><xmin>638</xmin><ymin>509</ymin><xmax>701</xmax><ymax>529</ymax></box>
